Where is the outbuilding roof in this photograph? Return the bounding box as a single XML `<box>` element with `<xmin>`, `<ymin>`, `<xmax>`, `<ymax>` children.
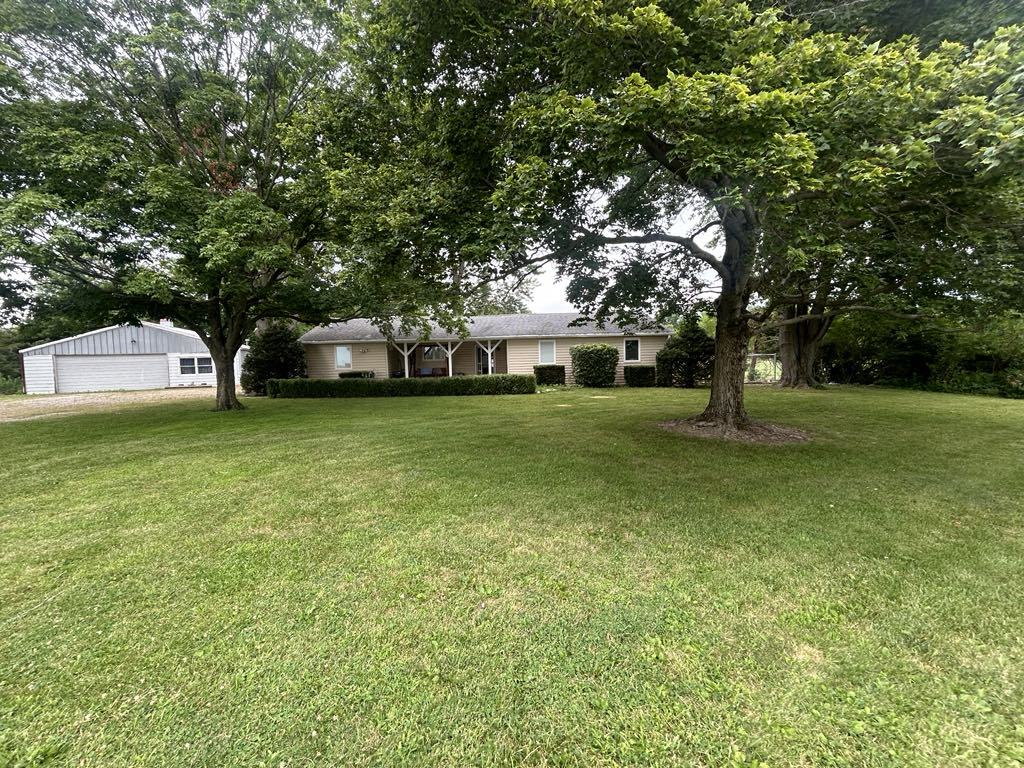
<box><xmin>19</xmin><ymin>321</ymin><xmax>249</xmax><ymax>356</ymax></box>
<box><xmin>300</xmin><ymin>313</ymin><xmax>670</xmax><ymax>344</ymax></box>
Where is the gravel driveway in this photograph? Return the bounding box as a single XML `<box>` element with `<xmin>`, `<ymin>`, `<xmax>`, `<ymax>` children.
<box><xmin>0</xmin><ymin>387</ymin><xmax>229</xmax><ymax>422</ymax></box>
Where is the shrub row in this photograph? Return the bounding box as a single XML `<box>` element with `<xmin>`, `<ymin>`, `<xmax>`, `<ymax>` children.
<box><xmin>268</xmin><ymin>374</ymin><xmax>536</xmax><ymax>398</ymax></box>
<box><xmin>623</xmin><ymin>365</ymin><xmax>656</xmax><ymax>387</ymax></box>
<box><xmin>570</xmin><ymin>344</ymin><xmax>619</xmax><ymax>387</ymax></box>
<box><xmin>337</xmin><ymin>370</ymin><xmax>376</xmax><ymax>379</ymax></box>
<box><xmin>533</xmin><ymin>364</ymin><xmax>566</xmax><ymax>385</ymax></box>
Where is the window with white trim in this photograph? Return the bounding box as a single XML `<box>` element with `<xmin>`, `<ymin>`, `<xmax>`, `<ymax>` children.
<box><xmin>421</xmin><ymin>345</ymin><xmax>446</xmax><ymax>361</ymax></box>
<box><xmin>624</xmin><ymin>338</ymin><xmax>640</xmax><ymax>362</ymax></box>
<box><xmin>538</xmin><ymin>339</ymin><xmax>556</xmax><ymax>364</ymax></box>
<box><xmin>335</xmin><ymin>345</ymin><xmax>352</xmax><ymax>369</ymax></box>
<box><xmin>179</xmin><ymin>356</ymin><xmax>213</xmax><ymax>375</ymax></box>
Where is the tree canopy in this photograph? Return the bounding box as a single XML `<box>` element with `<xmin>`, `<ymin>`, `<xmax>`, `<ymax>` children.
<box><xmin>340</xmin><ymin>0</ymin><xmax>1024</xmax><ymax>427</ymax></box>
<box><xmin>0</xmin><ymin>0</ymin><xmax>471</xmax><ymax>408</ymax></box>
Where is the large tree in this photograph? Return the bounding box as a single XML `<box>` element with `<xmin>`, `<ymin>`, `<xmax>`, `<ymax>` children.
<box><xmin>482</xmin><ymin>3</ymin><xmax>1024</xmax><ymax>427</ymax></box>
<box><xmin>0</xmin><ymin>0</ymin><xmax>464</xmax><ymax>409</ymax></box>
<box><xmin>758</xmin><ymin>0</ymin><xmax>1024</xmax><ymax>388</ymax></box>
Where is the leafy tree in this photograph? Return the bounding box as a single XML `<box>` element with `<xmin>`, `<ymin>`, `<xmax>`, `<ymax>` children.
<box><xmin>465</xmin><ymin>276</ymin><xmax>538</xmax><ymax>316</ymax></box>
<box><xmin>308</xmin><ymin>1</ymin><xmax>1024</xmax><ymax>427</ymax></box>
<box><xmin>764</xmin><ymin>0</ymin><xmax>1024</xmax><ymax>47</ymax></box>
<box><xmin>240</xmin><ymin>322</ymin><xmax>307</xmax><ymax>395</ymax></box>
<box><xmin>0</xmin><ymin>0</ymin><xmax>462</xmax><ymax>410</ymax></box>
<box><xmin>753</xmin><ymin>0</ymin><xmax>1024</xmax><ymax>388</ymax></box>
<box><xmin>656</xmin><ymin>315</ymin><xmax>715</xmax><ymax>388</ymax></box>
<box><xmin>819</xmin><ymin>311</ymin><xmax>1024</xmax><ymax>398</ymax></box>
<box><xmin>284</xmin><ymin>0</ymin><xmax>543</xmax><ymax>346</ymax></box>
<box><xmin>473</xmin><ymin>2</ymin><xmax>1024</xmax><ymax>427</ymax></box>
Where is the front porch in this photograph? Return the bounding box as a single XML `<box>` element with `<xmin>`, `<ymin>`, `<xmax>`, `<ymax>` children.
<box><xmin>387</xmin><ymin>340</ymin><xmax>508</xmax><ymax>378</ymax></box>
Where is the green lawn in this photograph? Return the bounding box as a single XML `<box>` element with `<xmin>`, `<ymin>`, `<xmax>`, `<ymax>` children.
<box><xmin>1</xmin><ymin>387</ymin><xmax>1023</xmax><ymax>767</ymax></box>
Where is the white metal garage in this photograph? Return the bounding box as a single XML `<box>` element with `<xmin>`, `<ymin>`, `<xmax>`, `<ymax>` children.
<box><xmin>19</xmin><ymin>321</ymin><xmax>247</xmax><ymax>395</ymax></box>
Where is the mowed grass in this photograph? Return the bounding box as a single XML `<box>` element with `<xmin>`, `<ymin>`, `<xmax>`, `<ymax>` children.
<box><xmin>1</xmin><ymin>387</ymin><xmax>1023</xmax><ymax>767</ymax></box>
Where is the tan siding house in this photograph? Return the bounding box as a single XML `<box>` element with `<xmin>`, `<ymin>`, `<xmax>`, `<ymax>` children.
<box><xmin>305</xmin><ymin>341</ymin><xmax>391</xmax><ymax>379</ymax></box>
<box><xmin>300</xmin><ymin>313</ymin><xmax>669</xmax><ymax>384</ymax></box>
<box><xmin>505</xmin><ymin>335</ymin><xmax>665</xmax><ymax>384</ymax></box>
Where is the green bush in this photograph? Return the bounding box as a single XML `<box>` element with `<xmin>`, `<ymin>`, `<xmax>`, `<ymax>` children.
<box><xmin>268</xmin><ymin>374</ymin><xmax>536</xmax><ymax>398</ymax></box>
<box><xmin>0</xmin><ymin>374</ymin><xmax>21</xmax><ymax>394</ymax></box>
<box><xmin>623</xmin><ymin>365</ymin><xmax>655</xmax><ymax>387</ymax></box>
<box><xmin>570</xmin><ymin>344</ymin><xmax>618</xmax><ymax>387</ymax></box>
<box><xmin>533</xmin><ymin>364</ymin><xmax>566</xmax><ymax>385</ymax></box>
<box><xmin>656</xmin><ymin>315</ymin><xmax>715</xmax><ymax>387</ymax></box>
<box><xmin>240</xmin><ymin>322</ymin><xmax>307</xmax><ymax>395</ymax></box>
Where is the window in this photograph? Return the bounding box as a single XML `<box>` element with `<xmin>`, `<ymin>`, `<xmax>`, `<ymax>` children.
<box><xmin>421</xmin><ymin>345</ymin><xmax>446</xmax><ymax>361</ymax></box>
<box><xmin>180</xmin><ymin>357</ymin><xmax>214</xmax><ymax>375</ymax></box>
<box><xmin>624</xmin><ymin>338</ymin><xmax>640</xmax><ymax>363</ymax></box>
<box><xmin>335</xmin><ymin>345</ymin><xmax>352</xmax><ymax>369</ymax></box>
<box><xmin>538</xmin><ymin>339</ymin><xmax>555</xmax><ymax>364</ymax></box>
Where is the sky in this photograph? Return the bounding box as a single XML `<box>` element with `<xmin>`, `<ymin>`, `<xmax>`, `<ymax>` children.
<box><xmin>527</xmin><ymin>264</ymin><xmax>575</xmax><ymax>313</ymax></box>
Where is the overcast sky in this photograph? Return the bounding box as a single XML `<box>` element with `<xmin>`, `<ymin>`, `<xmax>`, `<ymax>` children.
<box><xmin>527</xmin><ymin>264</ymin><xmax>575</xmax><ymax>313</ymax></box>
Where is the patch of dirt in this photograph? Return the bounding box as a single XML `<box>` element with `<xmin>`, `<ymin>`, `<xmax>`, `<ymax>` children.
<box><xmin>0</xmin><ymin>387</ymin><xmax>224</xmax><ymax>422</ymax></box>
<box><xmin>659</xmin><ymin>417</ymin><xmax>811</xmax><ymax>445</ymax></box>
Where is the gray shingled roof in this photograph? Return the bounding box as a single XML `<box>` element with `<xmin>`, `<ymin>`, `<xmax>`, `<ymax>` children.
<box><xmin>300</xmin><ymin>313</ymin><xmax>670</xmax><ymax>344</ymax></box>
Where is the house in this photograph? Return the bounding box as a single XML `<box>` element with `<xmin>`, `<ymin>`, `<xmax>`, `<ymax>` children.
<box><xmin>300</xmin><ymin>313</ymin><xmax>671</xmax><ymax>384</ymax></box>
<box><xmin>19</xmin><ymin>321</ymin><xmax>248</xmax><ymax>394</ymax></box>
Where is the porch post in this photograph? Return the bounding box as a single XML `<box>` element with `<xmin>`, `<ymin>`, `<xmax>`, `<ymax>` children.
<box><xmin>443</xmin><ymin>341</ymin><xmax>463</xmax><ymax>378</ymax></box>
<box><xmin>403</xmin><ymin>343</ymin><xmax>410</xmax><ymax>379</ymax></box>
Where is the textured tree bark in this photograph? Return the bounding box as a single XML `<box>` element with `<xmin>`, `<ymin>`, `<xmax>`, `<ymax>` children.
<box><xmin>211</xmin><ymin>343</ymin><xmax>244</xmax><ymax>411</ymax></box>
<box><xmin>699</xmin><ymin>290</ymin><xmax>750</xmax><ymax>427</ymax></box>
<box><xmin>778</xmin><ymin>307</ymin><xmax>832</xmax><ymax>388</ymax></box>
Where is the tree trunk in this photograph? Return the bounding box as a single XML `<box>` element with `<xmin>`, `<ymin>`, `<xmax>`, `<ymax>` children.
<box><xmin>699</xmin><ymin>290</ymin><xmax>750</xmax><ymax>428</ymax></box>
<box><xmin>778</xmin><ymin>307</ymin><xmax>831</xmax><ymax>388</ymax></box>
<box><xmin>211</xmin><ymin>344</ymin><xmax>244</xmax><ymax>411</ymax></box>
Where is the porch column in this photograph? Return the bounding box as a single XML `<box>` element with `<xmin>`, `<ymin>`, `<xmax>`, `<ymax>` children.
<box><xmin>474</xmin><ymin>339</ymin><xmax>503</xmax><ymax>375</ymax></box>
<box><xmin>443</xmin><ymin>341</ymin><xmax>463</xmax><ymax>378</ymax></box>
<box><xmin>392</xmin><ymin>341</ymin><xmax>419</xmax><ymax>378</ymax></box>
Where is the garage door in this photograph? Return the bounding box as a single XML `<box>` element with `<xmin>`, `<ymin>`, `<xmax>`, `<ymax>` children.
<box><xmin>54</xmin><ymin>355</ymin><xmax>169</xmax><ymax>393</ymax></box>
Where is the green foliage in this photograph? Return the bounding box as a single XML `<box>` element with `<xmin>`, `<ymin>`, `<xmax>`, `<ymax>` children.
<box><xmin>465</xmin><ymin>277</ymin><xmax>538</xmax><ymax>316</ymax></box>
<box><xmin>623</xmin><ymin>365</ymin><xmax>655</xmax><ymax>387</ymax></box>
<box><xmin>268</xmin><ymin>374</ymin><xmax>536</xmax><ymax>398</ymax></box>
<box><xmin>570</xmin><ymin>344</ymin><xmax>618</xmax><ymax>388</ymax></box>
<box><xmin>352</xmin><ymin>0</ymin><xmax>1024</xmax><ymax>423</ymax></box>
<box><xmin>0</xmin><ymin>374</ymin><xmax>21</xmax><ymax>394</ymax></box>
<box><xmin>820</xmin><ymin>313</ymin><xmax>1024</xmax><ymax>398</ymax></box>
<box><xmin>0</xmin><ymin>0</ymin><xmax>473</xmax><ymax>409</ymax></box>
<box><xmin>533</xmin><ymin>364</ymin><xmax>566</xmax><ymax>386</ymax></box>
<box><xmin>656</xmin><ymin>317</ymin><xmax>716</xmax><ymax>388</ymax></box>
<box><xmin>240</xmin><ymin>323</ymin><xmax>307</xmax><ymax>395</ymax></box>
<box><xmin>763</xmin><ymin>0</ymin><xmax>1024</xmax><ymax>47</ymax></box>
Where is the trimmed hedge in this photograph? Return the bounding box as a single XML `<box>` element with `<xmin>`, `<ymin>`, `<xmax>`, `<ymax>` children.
<box><xmin>268</xmin><ymin>374</ymin><xmax>536</xmax><ymax>398</ymax></box>
<box><xmin>623</xmin><ymin>365</ymin><xmax>656</xmax><ymax>387</ymax></box>
<box><xmin>570</xmin><ymin>343</ymin><xmax>618</xmax><ymax>387</ymax></box>
<box><xmin>533</xmin><ymin>364</ymin><xmax>566</xmax><ymax>386</ymax></box>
